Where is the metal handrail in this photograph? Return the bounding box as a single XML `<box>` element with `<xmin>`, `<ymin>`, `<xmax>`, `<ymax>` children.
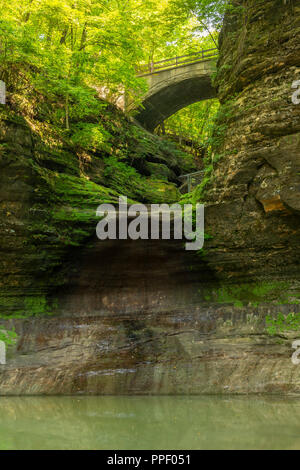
<box><xmin>137</xmin><ymin>48</ymin><xmax>218</xmax><ymax>75</ymax></box>
<box><xmin>179</xmin><ymin>170</ymin><xmax>205</xmax><ymax>194</ymax></box>
<box><xmin>178</xmin><ymin>170</ymin><xmax>205</xmax><ymax>179</ymax></box>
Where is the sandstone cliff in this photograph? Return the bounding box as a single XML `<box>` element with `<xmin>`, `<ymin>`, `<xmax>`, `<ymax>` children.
<box><xmin>0</xmin><ymin>0</ymin><xmax>300</xmax><ymax>395</ymax></box>
<box><xmin>0</xmin><ymin>104</ymin><xmax>195</xmax><ymax>317</ymax></box>
<box><xmin>203</xmin><ymin>0</ymin><xmax>300</xmax><ymax>289</ymax></box>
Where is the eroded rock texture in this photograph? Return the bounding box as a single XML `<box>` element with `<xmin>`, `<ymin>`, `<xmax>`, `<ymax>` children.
<box><xmin>0</xmin><ymin>0</ymin><xmax>300</xmax><ymax>395</ymax></box>
<box><xmin>1</xmin><ymin>306</ymin><xmax>300</xmax><ymax>395</ymax></box>
<box><xmin>0</xmin><ymin>107</ymin><xmax>195</xmax><ymax>316</ymax></box>
<box><xmin>204</xmin><ymin>0</ymin><xmax>300</xmax><ymax>282</ymax></box>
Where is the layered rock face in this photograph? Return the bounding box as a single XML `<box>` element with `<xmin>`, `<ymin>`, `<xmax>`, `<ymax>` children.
<box><xmin>0</xmin><ymin>106</ymin><xmax>195</xmax><ymax>317</ymax></box>
<box><xmin>0</xmin><ymin>0</ymin><xmax>300</xmax><ymax>395</ymax></box>
<box><xmin>204</xmin><ymin>0</ymin><xmax>300</xmax><ymax>284</ymax></box>
<box><xmin>1</xmin><ymin>304</ymin><xmax>300</xmax><ymax>395</ymax></box>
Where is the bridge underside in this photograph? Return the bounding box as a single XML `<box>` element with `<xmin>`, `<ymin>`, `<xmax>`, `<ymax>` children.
<box><xmin>135</xmin><ymin>76</ymin><xmax>217</xmax><ymax>132</ymax></box>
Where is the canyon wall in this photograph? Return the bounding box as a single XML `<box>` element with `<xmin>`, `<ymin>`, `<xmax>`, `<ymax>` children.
<box><xmin>0</xmin><ymin>0</ymin><xmax>300</xmax><ymax>395</ymax></box>
<box><xmin>0</xmin><ymin>105</ymin><xmax>195</xmax><ymax>317</ymax></box>
<box><xmin>204</xmin><ymin>0</ymin><xmax>300</xmax><ymax>286</ymax></box>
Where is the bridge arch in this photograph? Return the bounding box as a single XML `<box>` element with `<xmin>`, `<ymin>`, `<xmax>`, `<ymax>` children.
<box><xmin>133</xmin><ymin>49</ymin><xmax>218</xmax><ymax>132</ymax></box>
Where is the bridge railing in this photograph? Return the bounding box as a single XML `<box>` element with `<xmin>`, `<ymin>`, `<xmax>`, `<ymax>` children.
<box><xmin>137</xmin><ymin>48</ymin><xmax>218</xmax><ymax>76</ymax></box>
<box><xmin>179</xmin><ymin>170</ymin><xmax>205</xmax><ymax>194</ymax></box>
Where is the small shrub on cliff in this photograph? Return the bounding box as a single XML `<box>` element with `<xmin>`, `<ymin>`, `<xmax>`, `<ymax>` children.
<box><xmin>71</xmin><ymin>123</ymin><xmax>113</xmax><ymax>153</ymax></box>
<box><xmin>266</xmin><ymin>313</ymin><xmax>300</xmax><ymax>336</ymax></box>
<box><xmin>0</xmin><ymin>328</ymin><xmax>18</xmax><ymax>346</ymax></box>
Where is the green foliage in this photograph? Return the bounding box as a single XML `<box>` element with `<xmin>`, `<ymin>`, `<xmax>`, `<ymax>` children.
<box><xmin>71</xmin><ymin>122</ymin><xmax>113</xmax><ymax>153</ymax></box>
<box><xmin>0</xmin><ymin>0</ymin><xmax>159</xmax><ymax>127</ymax></box>
<box><xmin>0</xmin><ymin>0</ymin><xmax>228</xmax><ymax>129</ymax></box>
<box><xmin>163</xmin><ymin>100</ymin><xmax>220</xmax><ymax>147</ymax></box>
<box><xmin>0</xmin><ymin>327</ymin><xmax>18</xmax><ymax>346</ymax></box>
<box><xmin>179</xmin><ymin>164</ymin><xmax>213</xmax><ymax>205</ymax></box>
<box><xmin>168</xmin><ymin>0</ymin><xmax>231</xmax><ymax>49</ymax></box>
<box><xmin>179</xmin><ymin>97</ymin><xmax>235</xmax><ymax>204</ymax></box>
<box><xmin>206</xmin><ymin>98</ymin><xmax>234</xmax><ymax>151</ymax></box>
<box><xmin>103</xmin><ymin>156</ymin><xmax>179</xmax><ymax>203</ymax></box>
<box><xmin>170</xmin><ymin>95</ymin><xmax>236</xmax><ymax>205</ymax></box>
<box><xmin>266</xmin><ymin>313</ymin><xmax>300</xmax><ymax>336</ymax></box>
<box><xmin>24</xmin><ymin>296</ymin><xmax>48</xmax><ymax>316</ymax></box>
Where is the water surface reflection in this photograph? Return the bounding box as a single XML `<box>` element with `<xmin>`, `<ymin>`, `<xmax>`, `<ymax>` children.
<box><xmin>0</xmin><ymin>395</ymin><xmax>300</xmax><ymax>450</ymax></box>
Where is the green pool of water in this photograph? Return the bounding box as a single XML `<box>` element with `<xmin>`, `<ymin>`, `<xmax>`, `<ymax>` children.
<box><xmin>0</xmin><ymin>395</ymin><xmax>300</xmax><ymax>450</ymax></box>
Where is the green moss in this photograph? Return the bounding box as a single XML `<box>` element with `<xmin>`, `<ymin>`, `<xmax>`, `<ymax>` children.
<box><xmin>0</xmin><ymin>294</ymin><xmax>58</xmax><ymax>319</ymax></box>
<box><xmin>24</xmin><ymin>296</ymin><xmax>48</xmax><ymax>315</ymax></box>
<box><xmin>0</xmin><ymin>328</ymin><xmax>18</xmax><ymax>346</ymax></box>
<box><xmin>145</xmin><ymin>162</ymin><xmax>174</xmax><ymax>181</ymax></box>
<box><xmin>266</xmin><ymin>313</ymin><xmax>300</xmax><ymax>336</ymax></box>
<box><xmin>102</xmin><ymin>156</ymin><xmax>180</xmax><ymax>203</ymax></box>
<box><xmin>0</xmin><ymin>85</ymin><xmax>200</xmax><ymax>318</ymax></box>
<box><xmin>203</xmin><ymin>281</ymin><xmax>294</xmax><ymax>306</ymax></box>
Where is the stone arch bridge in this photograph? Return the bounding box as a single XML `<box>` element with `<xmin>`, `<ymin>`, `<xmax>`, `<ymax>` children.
<box><xmin>131</xmin><ymin>48</ymin><xmax>218</xmax><ymax>131</ymax></box>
